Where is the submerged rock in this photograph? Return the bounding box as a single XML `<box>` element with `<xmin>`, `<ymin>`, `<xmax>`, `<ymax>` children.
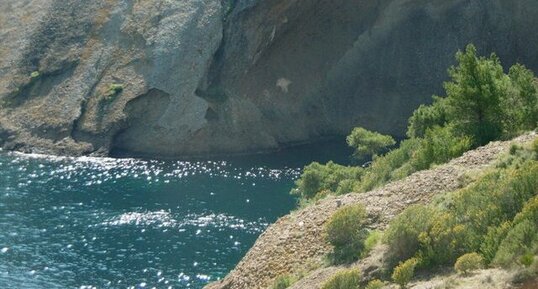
<box><xmin>1</xmin><ymin>0</ymin><xmax>538</xmax><ymax>157</ymax></box>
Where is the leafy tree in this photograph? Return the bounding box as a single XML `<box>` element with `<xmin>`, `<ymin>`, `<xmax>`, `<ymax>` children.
<box><xmin>505</xmin><ymin>64</ymin><xmax>538</xmax><ymax>133</ymax></box>
<box><xmin>347</xmin><ymin>127</ymin><xmax>396</xmax><ymax>160</ymax></box>
<box><xmin>443</xmin><ymin>44</ymin><xmax>510</xmax><ymax>146</ymax></box>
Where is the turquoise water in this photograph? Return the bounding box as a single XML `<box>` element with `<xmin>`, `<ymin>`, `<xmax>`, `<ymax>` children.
<box><xmin>0</xmin><ymin>141</ymin><xmax>352</xmax><ymax>289</ymax></box>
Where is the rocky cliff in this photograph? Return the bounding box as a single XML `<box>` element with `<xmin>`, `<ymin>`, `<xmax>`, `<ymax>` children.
<box><xmin>1</xmin><ymin>0</ymin><xmax>538</xmax><ymax>157</ymax></box>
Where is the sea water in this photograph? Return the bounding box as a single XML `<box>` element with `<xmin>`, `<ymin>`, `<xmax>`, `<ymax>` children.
<box><xmin>0</xmin><ymin>141</ymin><xmax>351</xmax><ymax>289</ymax></box>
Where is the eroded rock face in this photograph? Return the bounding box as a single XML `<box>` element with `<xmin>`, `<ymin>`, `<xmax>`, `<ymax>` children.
<box><xmin>0</xmin><ymin>0</ymin><xmax>222</xmax><ymax>156</ymax></box>
<box><xmin>1</xmin><ymin>0</ymin><xmax>538</xmax><ymax>157</ymax></box>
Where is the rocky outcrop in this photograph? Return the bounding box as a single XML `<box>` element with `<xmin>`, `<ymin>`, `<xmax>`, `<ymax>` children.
<box><xmin>204</xmin><ymin>132</ymin><xmax>537</xmax><ymax>289</ymax></box>
<box><xmin>0</xmin><ymin>0</ymin><xmax>222</xmax><ymax>156</ymax></box>
<box><xmin>1</xmin><ymin>0</ymin><xmax>538</xmax><ymax>156</ymax></box>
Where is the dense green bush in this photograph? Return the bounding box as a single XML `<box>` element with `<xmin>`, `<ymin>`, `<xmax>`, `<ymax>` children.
<box><xmin>357</xmin><ymin>138</ymin><xmax>421</xmax><ymax>193</ymax></box>
<box><xmin>321</xmin><ymin>268</ymin><xmax>361</xmax><ymax>289</ymax></box>
<box><xmin>520</xmin><ymin>253</ymin><xmax>535</xmax><ymax>268</ymax></box>
<box><xmin>410</xmin><ymin>125</ymin><xmax>472</xmax><ymax>171</ymax></box>
<box><xmin>480</xmin><ymin>222</ymin><xmax>512</xmax><ymax>264</ymax></box>
<box><xmin>325</xmin><ymin>204</ymin><xmax>368</xmax><ymax>264</ymax></box>
<box><xmin>454</xmin><ymin>253</ymin><xmax>484</xmax><ymax>275</ymax></box>
<box><xmin>494</xmin><ymin>220</ymin><xmax>538</xmax><ymax>267</ymax></box>
<box><xmin>504</xmin><ymin>64</ymin><xmax>538</xmax><ymax>134</ymax></box>
<box><xmin>383</xmin><ymin>205</ymin><xmax>439</xmax><ymax>265</ymax></box>
<box><xmin>291</xmin><ymin>161</ymin><xmax>363</xmax><ymax>201</ymax></box>
<box><xmin>406</xmin><ymin>96</ymin><xmax>447</xmax><ymax>138</ymax></box>
<box><xmin>362</xmin><ymin>230</ymin><xmax>382</xmax><ymax>258</ymax></box>
<box><xmin>392</xmin><ymin>258</ymin><xmax>418</xmax><ymax>289</ymax></box>
<box><xmin>532</xmin><ymin>138</ymin><xmax>538</xmax><ymax>156</ymax></box>
<box><xmin>347</xmin><ymin>127</ymin><xmax>396</xmax><ymax>160</ymax></box>
<box><xmin>493</xmin><ymin>196</ymin><xmax>538</xmax><ymax>267</ymax></box>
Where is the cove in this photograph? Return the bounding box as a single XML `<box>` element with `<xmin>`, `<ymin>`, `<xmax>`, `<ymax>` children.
<box><xmin>0</xmin><ymin>140</ymin><xmax>352</xmax><ymax>289</ymax></box>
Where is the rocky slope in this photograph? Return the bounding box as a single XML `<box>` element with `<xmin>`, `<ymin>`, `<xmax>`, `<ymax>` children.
<box><xmin>1</xmin><ymin>0</ymin><xmax>538</xmax><ymax>157</ymax></box>
<box><xmin>204</xmin><ymin>132</ymin><xmax>537</xmax><ymax>289</ymax></box>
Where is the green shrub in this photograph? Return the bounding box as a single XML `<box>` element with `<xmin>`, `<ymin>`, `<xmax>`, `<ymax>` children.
<box><xmin>30</xmin><ymin>71</ymin><xmax>40</xmax><ymax>79</ymax></box>
<box><xmin>109</xmin><ymin>83</ymin><xmax>124</xmax><ymax>94</ymax></box>
<box><xmin>325</xmin><ymin>204</ymin><xmax>368</xmax><ymax>264</ymax></box>
<box><xmin>406</xmin><ymin>96</ymin><xmax>447</xmax><ymax>138</ymax></box>
<box><xmin>271</xmin><ymin>274</ymin><xmax>295</xmax><ymax>289</ymax></box>
<box><xmin>321</xmin><ymin>268</ymin><xmax>361</xmax><ymax>289</ymax></box>
<box><xmin>292</xmin><ymin>162</ymin><xmax>363</xmax><ymax>200</ymax></box>
<box><xmin>357</xmin><ymin>138</ymin><xmax>421</xmax><ymax>192</ymax></box>
<box><xmin>451</xmin><ymin>161</ymin><xmax>538</xmax><ymax>250</ymax></box>
<box><xmin>411</xmin><ymin>125</ymin><xmax>472</xmax><ymax>170</ymax></box>
<box><xmin>493</xmin><ymin>196</ymin><xmax>538</xmax><ymax>268</ymax></box>
<box><xmin>454</xmin><ymin>253</ymin><xmax>484</xmax><ymax>275</ymax></box>
<box><xmin>101</xmin><ymin>83</ymin><xmax>125</xmax><ymax>104</ymax></box>
<box><xmin>504</xmin><ymin>64</ymin><xmax>538</xmax><ymax>134</ymax></box>
<box><xmin>532</xmin><ymin>138</ymin><xmax>538</xmax><ymax>156</ymax></box>
<box><xmin>392</xmin><ymin>258</ymin><xmax>419</xmax><ymax>289</ymax></box>
<box><xmin>384</xmin><ymin>205</ymin><xmax>437</xmax><ymax>265</ymax></box>
<box><xmin>416</xmin><ymin>212</ymin><xmax>470</xmax><ymax>267</ymax></box>
<box><xmin>510</xmin><ymin>144</ymin><xmax>520</xmax><ymax>155</ymax></box>
<box><xmin>365</xmin><ymin>279</ymin><xmax>385</xmax><ymax>289</ymax></box>
<box><xmin>346</xmin><ymin>127</ymin><xmax>396</xmax><ymax>160</ymax></box>
<box><xmin>362</xmin><ymin>230</ymin><xmax>382</xmax><ymax>257</ymax></box>
<box><xmin>480</xmin><ymin>222</ymin><xmax>512</xmax><ymax>264</ymax></box>
<box><xmin>514</xmin><ymin>196</ymin><xmax>538</xmax><ymax>225</ymax></box>
<box><xmin>494</xmin><ymin>219</ymin><xmax>538</xmax><ymax>267</ymax></box>
<box><xmin>520</xmin><ymin>253</ymin><xmax>535</xmax><ymax>268</ymax></box>
<box><xmin>335</xmin><ymin>179</ymin><xmax>358</xmax><ymax>196</ymax></box>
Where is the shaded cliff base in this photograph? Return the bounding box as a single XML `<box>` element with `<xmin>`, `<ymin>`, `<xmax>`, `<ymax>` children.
<box><xmin>205</xmin><ymin>132</ymin><xmax>538</xmax><ymax>289</ymax></box>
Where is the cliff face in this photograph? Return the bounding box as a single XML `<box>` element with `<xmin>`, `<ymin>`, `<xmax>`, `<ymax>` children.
<box><xmin>1</xmin><ymin>0</ymin><xmax>538</xmax><ymax>157</ymax></box>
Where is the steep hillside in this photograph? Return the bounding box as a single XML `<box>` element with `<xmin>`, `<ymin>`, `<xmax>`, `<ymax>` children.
<box><xmin>204</xmin><ymin>132</ymin><xmax>537</xmax><ymax>289</ymax></box>
<box><xmin>1</xmin><ymin>0</ymin><xmax>538</xmax><ymax>157</ymax></box>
